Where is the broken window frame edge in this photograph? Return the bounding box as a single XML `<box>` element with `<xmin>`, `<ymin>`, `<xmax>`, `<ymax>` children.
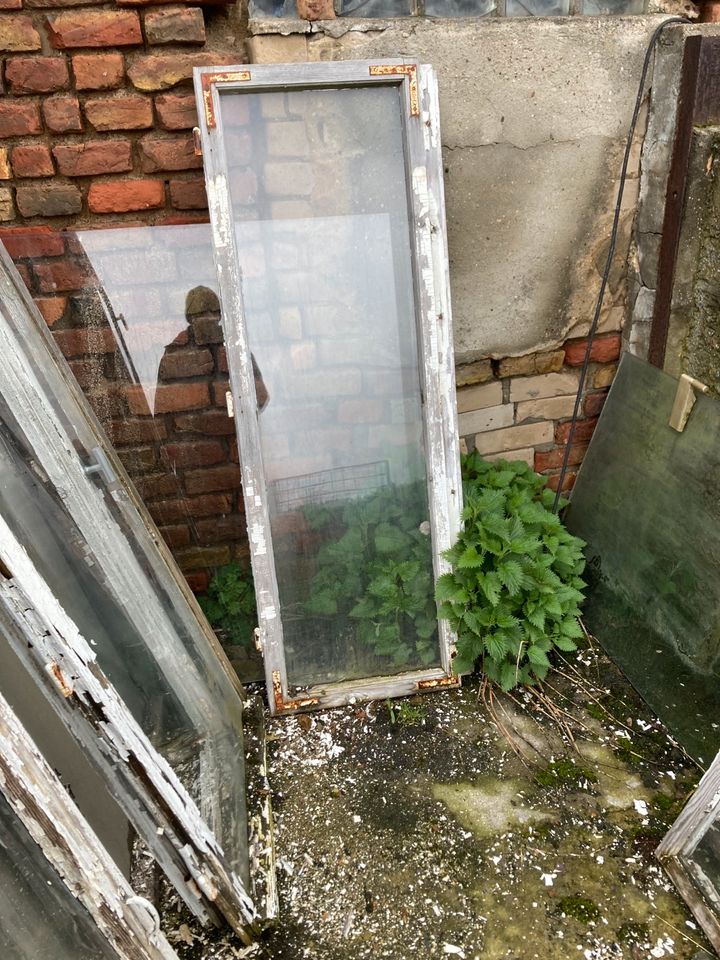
<box><xmin>193</xmin><ymin>58</ymin><xmax>463</xmax><ymax>715</ymax></box>
<box><xmin>0</xmin><ymin>513</ymin><xmax>259</xmax><ymax>942</ymax></box>
<box><xmin>656</xmin><ymin>750</ymin><xmax>720</xmax><ymax>954</ymax></box>
<box><xmin>0</xmin><ymin>687</ymin><xmax>180</xmax><ymax>960</ymax></box>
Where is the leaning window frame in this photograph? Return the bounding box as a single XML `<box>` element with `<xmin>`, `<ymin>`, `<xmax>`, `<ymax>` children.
<box><xmin>0</xmin><ymin>511</ymin><xmax>258</xmax><ymax>939</ymax></box>
<box><xmin>0</xmin><ymin>245</ymin><xmax>277</xmax><ymax>935</ymax></box>
<box><xmin>656</xmin><ymin>749</ymin><xmax>720</xmax><ymax>954</ymax></box>
<box><xmin>194</xmin><ymin>59</ymin><xmax>462</xmax><ymax>714</ymax></box>
<box><xmin>0</xmin><ymin>688</ymin><xmax>179</xmax><ymax>960</ymax></box>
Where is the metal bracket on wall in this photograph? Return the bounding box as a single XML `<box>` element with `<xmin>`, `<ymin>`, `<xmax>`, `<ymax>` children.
<box><xmin>668</xmin><ymin>372</ymin><xmax>709</xmax><ymax>432</ymax></box>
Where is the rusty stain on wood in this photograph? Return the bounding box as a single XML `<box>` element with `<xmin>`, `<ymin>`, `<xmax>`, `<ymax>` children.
<box><xmin>369</xmin><ymin>63</ymin><xmax>419</xmax><ymax>116</ymax></box>
<box><xmin>416</xmin><ymin>673</ymin><xmax>460</xmax><ymax>691</ymax></box>
<box><xmin>271</xmin><ymin>670</ymin><xmax>320</xmax><ymax>713</ymax></box>
<box><xmin>46</xmin><ymin>661</ymin><xmax>74</xmax><ymax>698</ymax></box>
<box><xmin>201</xmin><ymin>71</ymin><xmax>251</xmax><ymax>129</ymax></box>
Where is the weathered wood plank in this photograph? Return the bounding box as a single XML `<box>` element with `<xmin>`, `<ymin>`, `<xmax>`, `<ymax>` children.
<box><xmin>0</xmin><ymin>514</ymin><xmax>257</xmax><ymax>939</ymax></box>
<box><xmin>657</xmin><ymin>746</ymin><xmax>720</xmax><ymax>952</ymax></box>
<box><xmin>0</xmin><ymin>690</ymin><xmax>180</xmax><ymax>960</ymax></box>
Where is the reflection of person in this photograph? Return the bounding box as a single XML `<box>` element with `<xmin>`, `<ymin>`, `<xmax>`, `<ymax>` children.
<box><xmin>177</xmin><ymin>285</ymin><xmax>269</xmax><ymax>411</ymax></box>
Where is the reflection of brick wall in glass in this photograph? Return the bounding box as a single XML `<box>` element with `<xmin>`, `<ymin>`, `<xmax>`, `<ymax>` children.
<box><xmin>5</xmin><ymin>227</ymin><xmax>251</xmax><ymax>603</ymax></box>
<box><xmin>218</xmin><ymin>80</ymin><xmax>442</xmax><ymax>689</ymax></box>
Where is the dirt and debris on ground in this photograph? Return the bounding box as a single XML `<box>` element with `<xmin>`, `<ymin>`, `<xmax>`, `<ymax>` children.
<box><xmin>149</xmin><ymin>639</ymin><xmax>715</xmax><ymax>960</ymax></box>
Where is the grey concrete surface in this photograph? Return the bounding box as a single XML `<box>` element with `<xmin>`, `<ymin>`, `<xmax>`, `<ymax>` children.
<box><xmin>250</xmin><ymin>15</ymin><xmax>680</xmax><ymax>361</ymax></box>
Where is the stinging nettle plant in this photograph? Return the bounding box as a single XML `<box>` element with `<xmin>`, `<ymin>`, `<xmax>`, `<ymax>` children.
<box><xmin>198</xmin><ymin>561</ymin><xmax>258</xmax><ymax>649</ymax></box>
<box><xmin>436</xmin><ymin>453</ymin><xmax>587</xmax><ymax>691</ymax></box>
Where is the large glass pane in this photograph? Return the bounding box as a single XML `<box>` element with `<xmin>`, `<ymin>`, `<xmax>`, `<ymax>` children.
<box><xmin>691</xmin><ymin>820</ymin><xmax>720</xmax><ymax>905</ymax></box>
<box><xmin>0</xmin><ymin>793</ymin><xmax>116</xmax><ymax>960</ymax></box>
<box><xmin>564</xmin><ymin>353</ymin><xmax>720</xmax><ymax>764</ymax></box>
<box><xmin>219</xmin><ymin>84</ymin><xmax>440</xmax><ymax>688</ymax></box>
<box><xmin>3</xmin><ymin>225</ymin><xmax>261</xmax><ymax>685</ymax></box>
<box><xmin>0</xmin><ymin>249</ymin><xmax>250</xmax><ymax>885</ymax></box>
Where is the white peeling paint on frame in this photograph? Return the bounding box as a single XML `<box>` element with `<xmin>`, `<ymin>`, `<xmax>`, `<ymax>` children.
<box><xmin>193</xmin><ymin>59</ymin><xmax>462</xmax><ymax>713</ymax></box>
<box><xmin>0</xmin><ymin>513</ymin><xmax>258</xmax><ymax>941</ymax></box>
<box><xmin>0</xmin><ymin>689</ymin><xmax>180</xmax><ymax>960</ymax></box>
<box><xmin>657</xmin><ymin>746</ymin><xmax>720</xmax><ymax>952</ymax></box>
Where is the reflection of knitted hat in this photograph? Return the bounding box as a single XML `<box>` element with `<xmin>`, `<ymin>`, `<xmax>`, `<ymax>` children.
<box><xmin>185</xmin><ymin>285</ymin><xmax>220</xmax><ymax>317</ymax></box>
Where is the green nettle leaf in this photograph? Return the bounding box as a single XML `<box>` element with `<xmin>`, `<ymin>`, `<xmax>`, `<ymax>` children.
<box><xmin>526</xmin><ymin>645</ymin><xmax>551</xmax><ymax>668</ymax></box>
<box><xmin>479</xmin><ymin>571</ymin><xmax>502</xmax><ymax>606</ymax></box>
<box><xmin>374</xmin><ymin>522</ymin><xmax>411</xmax><ymax>554</ymax></box>
<box><xmin>500</xmin><ymin>660</ymin><xmax>519</xmax><ymax>692</ymax></box>
<box><xmin>484</xmin><ymin>632</ymin><xmax>510</xmax><ymax>661</ymax></box>
<box><xmin>497</xmin><ymin>559</ymin><xmax>523</xmax><ymax>595</ymax></box>
<box><xmin>305</xmin><ymin>591</ymin><xmax>338</xmax><ymax>616</ymax></box>
<box><xmin>458</xmin><ymin>545</ymin><xmax>484</xmax><ymax>569</ymax></box>
<box><xmin>560</xmin><ymin>617</ymin><xmax>584</xmax><ymax>638</ymax></box>
<box><xmin>436</xmin><ymin>456</ymin><xmax>587</xmax><ymax>692</ymax></box>
<box><xmin>198</xmin><ymin>562</ymin><xmax>258</xmax><ymax>649</ymax></box>
<box><xmin>436</xmin><ymin>573</ymin><xmax>470</xmax><ymax>604</ymax></box>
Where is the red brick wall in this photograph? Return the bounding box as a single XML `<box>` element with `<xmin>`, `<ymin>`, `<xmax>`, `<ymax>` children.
<box><xmin>0</xmin><ymin>0</ymin><xmax>249</xmax><ymax>589</ymax></box>
<box><xmin>0</xmin><ymin>1</ymin><xmax>246</xmax><ymax>227</ymax></box>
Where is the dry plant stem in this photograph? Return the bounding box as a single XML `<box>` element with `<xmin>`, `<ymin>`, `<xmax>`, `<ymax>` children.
<box><xmin>480</xmin><ymin>678</ymin><xmax>529</xmax><ymax>766</ymax></box>
<box><xmin>535</xmin><ymin>679</ymin><xmax>595</xmax><ymax>735</ymax></box>
<box><xmin>526</xmin><ymin>686</ymin><xmax>578</xmax><ymax>746</ymax></box>
<box><xmin>655</xmin><ymin>914</ymin><xmax>707</xmax><ymax>952</ymax></box>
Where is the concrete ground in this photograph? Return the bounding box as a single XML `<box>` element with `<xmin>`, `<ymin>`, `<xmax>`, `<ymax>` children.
<box><xmin>156</xmin><ymin>639</ymin><xmax>715</xmax><ymax>960</ymax></box>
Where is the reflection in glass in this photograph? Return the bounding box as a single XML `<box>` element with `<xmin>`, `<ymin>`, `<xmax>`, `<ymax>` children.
<box><xmin>0</xmin><ymin>793</ymin><xmax>115</xmax><ymax>960</ymax></box>
<box><xmin>5</xmin><ymin>224</ymin><xmax>261</xmax><ymax>684</ymax></box>
<box><xmin>506</xmin><ymin>0</ymin><xmax>568</xmax><ymax>14</ymax></box>
<box><xmin>0</xmin><ymin>257</ymin><xmax>250</xmax><ymax>884</ymax></box>
<box><xmin>219</xmin><ymin>84</ymin><xmax>441</xmax><ymax>688</ymax></box>
<box><xmin>426</xmin><ymin>0</ymin><xmax>496</xmax><ymax>14</ymax></box>
<box><xmin>565</xmin><ymin>354</ymin><xmax>720</xmax><ymax>763</ymax></box>
<box><xmin>581</xmin><ymin>0</ymin><xmax>644</xmax><ymax>12</ymax></box>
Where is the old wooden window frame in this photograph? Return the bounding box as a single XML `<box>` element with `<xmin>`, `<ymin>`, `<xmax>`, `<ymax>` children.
<box><xmin>0</xmin><ymin>246</ymin><xmax>277</xmax><ymax>935</ymax></box>
<box><xmin>657</xmin><ymin>749</ymin><xmax>720</xmax><ymax>953</ymax></box>
<box><xmin>194</xmin><ymin>59</ymin><xmax>462</xmax><ymax>715</ymax></box>
<box><xmin>0</xmin><ymin>688</ymin><xmax>179</xmax><ymax>960</ymax></box>
<box><xmin>0</xmin><ymin>511</ymin><xmax>259</xmax><ymax>939</ymax></box>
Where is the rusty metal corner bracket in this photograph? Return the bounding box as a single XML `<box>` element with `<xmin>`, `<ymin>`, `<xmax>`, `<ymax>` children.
<box><xmin>201</xmin><ymin>71</ymin><xmax>252</xmax><ymax>129</ymax></box>
<box><xmin>271</xmin><ymin>671</ymin><xmax>319</xmax><ymax>714</ymax></box>
<box><xmin>369</xmin><ymin>64</ymin><xmax>419</xmax><ymax>117</ymax></box>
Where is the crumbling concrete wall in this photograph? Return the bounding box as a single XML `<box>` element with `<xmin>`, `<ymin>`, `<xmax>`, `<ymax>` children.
<box><xmin>246</xmin><ymin>14</ymin><xmax>676</xmax><ymax>487</ymax></box>
<box><xmin>249</xmin><ymin>15</ymin><xmax>670</xmax><ymax>362</ymax></box>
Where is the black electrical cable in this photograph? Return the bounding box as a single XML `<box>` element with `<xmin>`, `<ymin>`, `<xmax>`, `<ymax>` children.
<box><xmin>552</xmin><ymin>15</ymin><xmax>690</xmax><ymax>513</ymax></box>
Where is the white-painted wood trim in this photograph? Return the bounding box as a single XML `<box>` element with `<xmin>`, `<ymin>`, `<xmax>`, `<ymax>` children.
<box><xmin>0</xmin><ymin>689</ymin><xmax>180</xmax><ymax>960</ymax></box>
<box><xmin>657</xmin><ymin>747</ymin><xmax>720</xmax><ymax>952</ymax></box>
<box><xmin>194</xmin><ymin>58</ymin><xmax>462</xmax><ymax>714</ymax></box>
<box><xmin>0</xmin><ymin>514</ymin><xmax>257</xmax><ymax>939</ymax></box>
